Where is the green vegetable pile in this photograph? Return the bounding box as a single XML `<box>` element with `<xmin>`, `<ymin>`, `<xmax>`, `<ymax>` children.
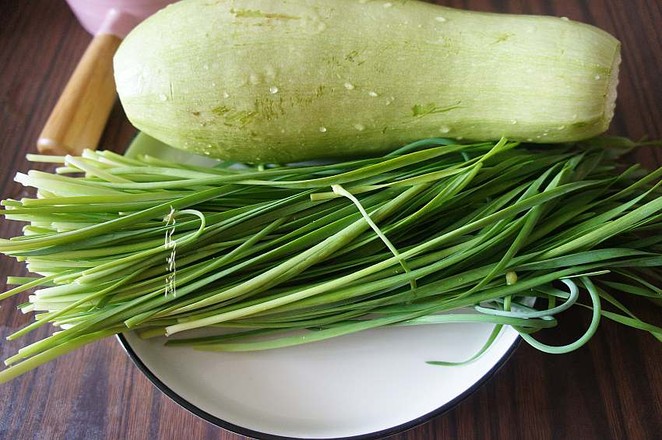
<box><xmin>1</xmin><ymin>136</ymin><xmax>660</xmax><ymax>383</ymax></box>
<box><xmin>0</xmin><ymin>0</ymin><xmax>660</xmax><ymax>386</ymax></box>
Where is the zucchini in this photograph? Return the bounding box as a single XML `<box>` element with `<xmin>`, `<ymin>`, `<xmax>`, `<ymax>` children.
<box><xmin>114</xmin><ymin>0</ymin><xmax>620</xmax><ymax>163</ymax></box>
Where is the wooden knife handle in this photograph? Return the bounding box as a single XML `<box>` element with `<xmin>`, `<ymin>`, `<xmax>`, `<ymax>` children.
<box><xmin>37</xmin><ymin>33</ymin><xmax>122</xmax><ymax>155</ymax></box>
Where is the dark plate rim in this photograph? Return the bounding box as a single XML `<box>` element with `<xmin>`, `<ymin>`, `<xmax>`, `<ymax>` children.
<box><xmin>116</xmin><ymin>332</ymin><xmax>521</xmax><ymax>440</ymax></box>
<box><xmin>118</xmin><ymin>134</ymin><xmax>523</xmax><ymax>439</ymax></box>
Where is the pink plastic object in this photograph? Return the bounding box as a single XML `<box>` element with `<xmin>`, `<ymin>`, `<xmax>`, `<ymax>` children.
<box><xmin>37</xmin><ymin>0</ymin><xmax>176</xmax><ymax>155</ymax></box>
<box><xmin>65</xmin><ymin>0</ymin><xmax>175</xmax><ymax>38</ymax></box>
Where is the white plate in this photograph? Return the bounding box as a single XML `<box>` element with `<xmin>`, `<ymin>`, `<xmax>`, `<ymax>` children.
<box><xmin>118</xmin><ymin>134</ymin><xmax>522</xmax><ymax>439</ymax></box>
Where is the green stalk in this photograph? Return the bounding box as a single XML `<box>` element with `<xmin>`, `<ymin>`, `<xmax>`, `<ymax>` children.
<box><xmin>0</xmin><ymin>137</ymin><xmax>660</xmax><ymax>383</ymax></box>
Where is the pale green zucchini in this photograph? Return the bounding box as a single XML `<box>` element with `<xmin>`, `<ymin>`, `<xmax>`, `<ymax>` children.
<box><xmin>114</xmin><ymin>0</ymin><xmax>620</xmax><ymax>163</ymax></box>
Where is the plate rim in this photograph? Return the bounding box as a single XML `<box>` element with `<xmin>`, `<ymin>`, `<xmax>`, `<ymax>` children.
<box><xmin>117</xmin><ymin>332</ymin><xmax>521</xmax><ymax>440</ymax></box>
<box><xmin>118</xmin><ymin>133</ymin><xmax>525</xmax><ymax>439</ymax></box>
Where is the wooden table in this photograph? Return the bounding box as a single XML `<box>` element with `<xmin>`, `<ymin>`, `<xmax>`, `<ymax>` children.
<box><xmin>1</xmin><ymin>1</ymin><xmax>660</xmax><ymax>439</ymax></box>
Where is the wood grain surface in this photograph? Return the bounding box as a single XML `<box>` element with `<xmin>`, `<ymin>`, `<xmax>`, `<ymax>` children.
<box><xmin>1</xmin><ymin>1</ymin><xmax>661</xmax><ymax>439</ymax></box>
